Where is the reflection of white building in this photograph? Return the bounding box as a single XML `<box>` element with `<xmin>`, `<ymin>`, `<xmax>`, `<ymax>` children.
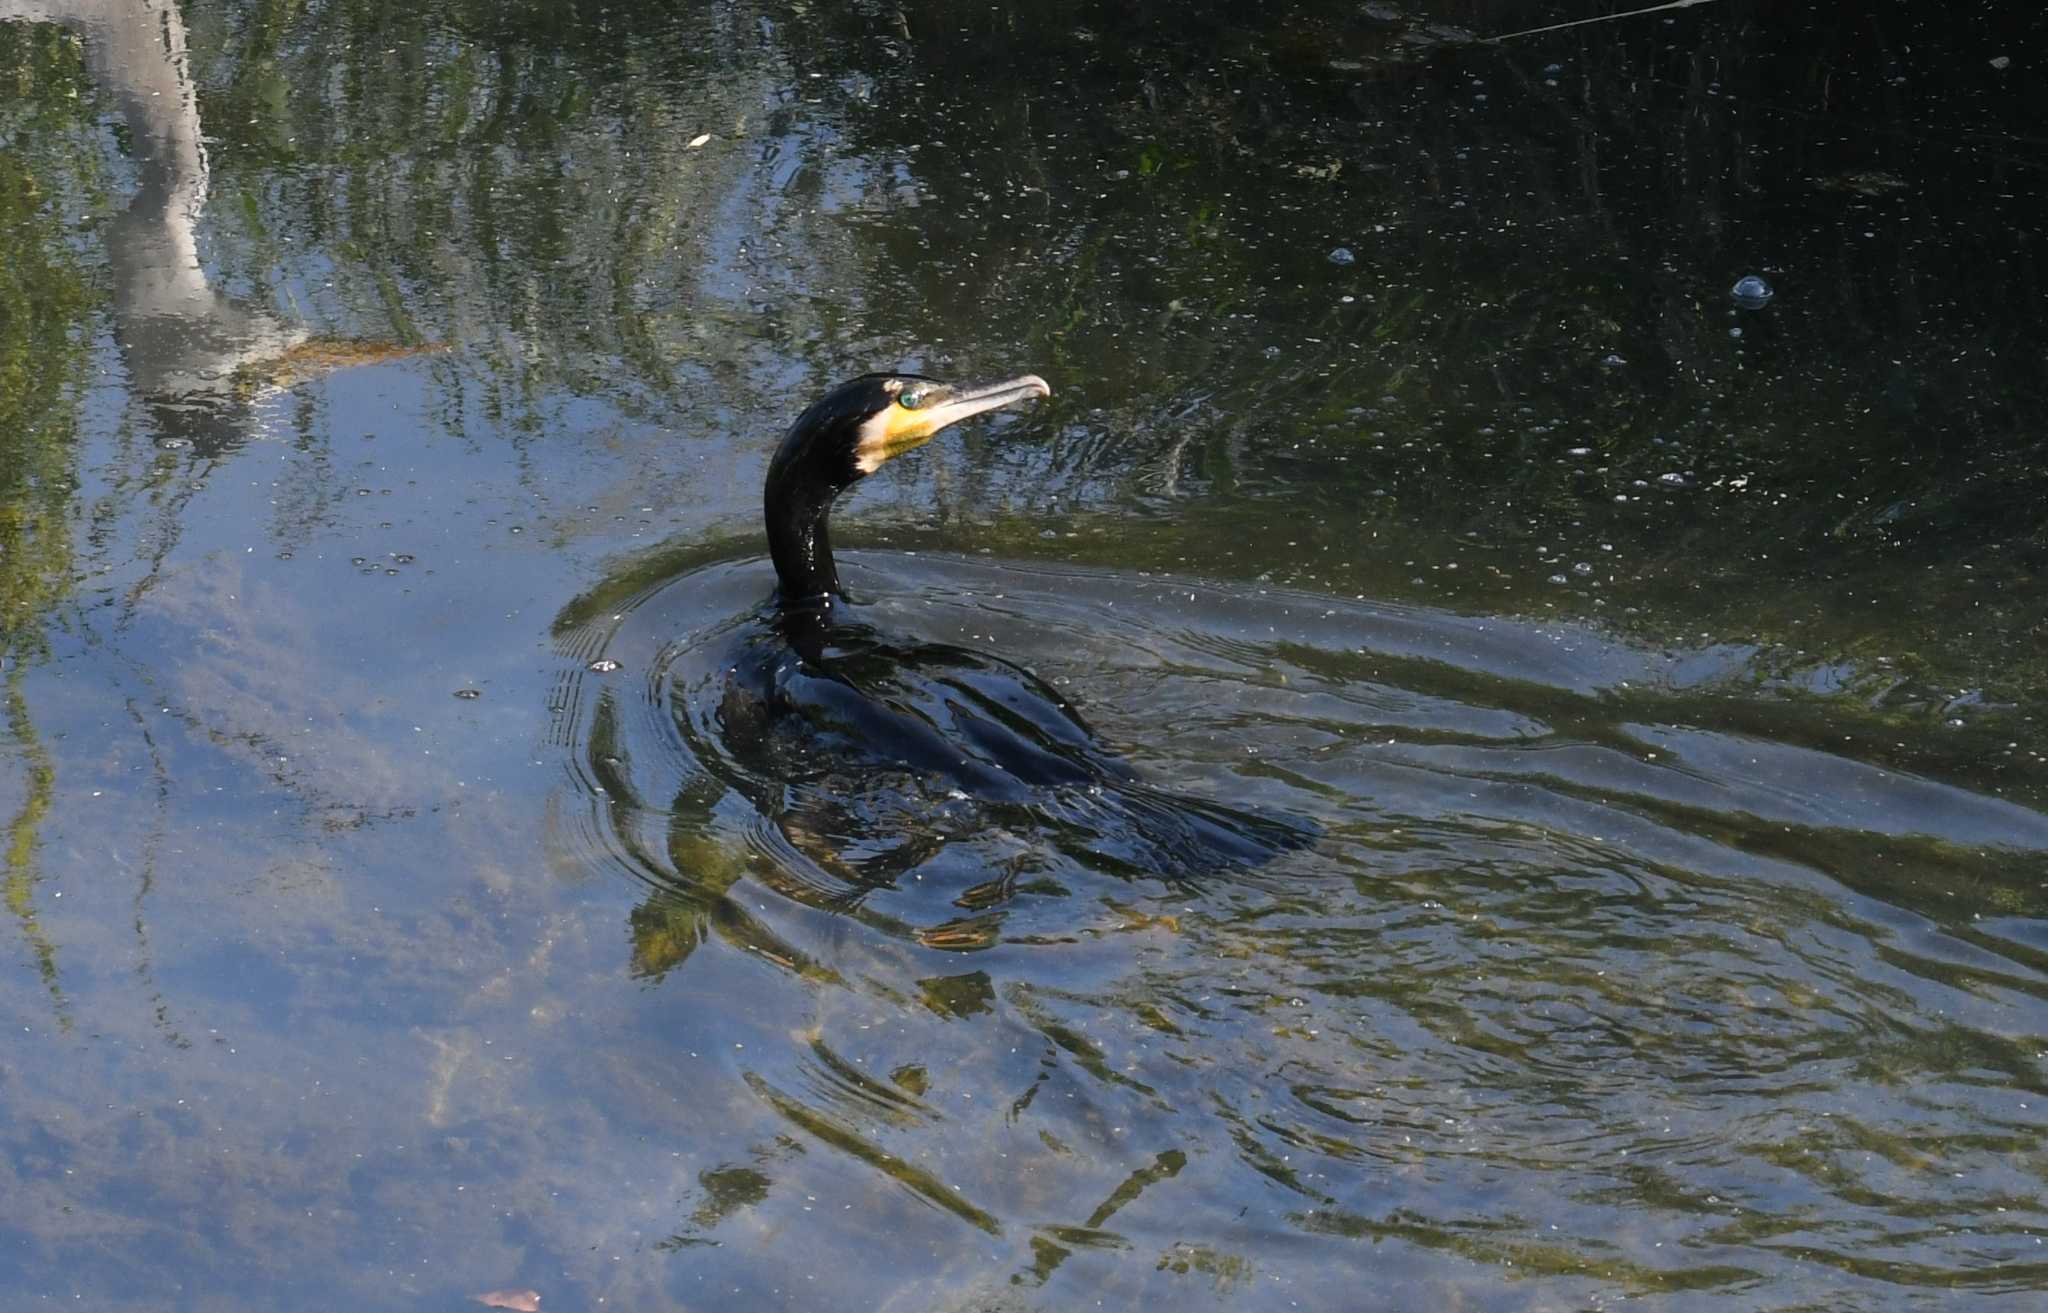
<box><xmin>2</xmin><ymin>0</ymin><xmax>304</xmax><ymax>443</ymax></box>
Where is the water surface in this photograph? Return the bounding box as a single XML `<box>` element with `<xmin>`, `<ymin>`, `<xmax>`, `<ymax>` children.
<box><xmin>2</xmin><ymin>2</ymin><xmax>2045</xmax><ymax>1309</ymax></box>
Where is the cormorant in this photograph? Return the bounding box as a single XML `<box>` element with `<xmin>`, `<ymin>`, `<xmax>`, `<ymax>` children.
<box><xmin>764</xmin><ymin>372</ymin><xmax>1054</xmax><ymax>626</ymax></box>
<box><xmin>703</xmin><ymin>370</ymin><xmax>1310</xmax><ymax>892</ymax></box>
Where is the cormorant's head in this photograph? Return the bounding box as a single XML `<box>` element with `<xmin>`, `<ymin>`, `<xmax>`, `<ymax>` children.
<box><xmin>768</xmin><ymin>371</ymin><xmax>1052</xmax><ymax>499</ymax></box>
<box><xmin>763</xmin><ymin>370</ymin><xmax>1051</xmax><ymax>608</ymax></box>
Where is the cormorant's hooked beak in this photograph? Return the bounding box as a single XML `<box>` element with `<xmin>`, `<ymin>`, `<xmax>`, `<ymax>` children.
<box><xmin>855</xmin><ymin>373</ymin><xmax>1051</xmax><ymax>474</ymax></box>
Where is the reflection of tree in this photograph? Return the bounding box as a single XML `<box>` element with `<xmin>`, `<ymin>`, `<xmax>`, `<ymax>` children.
<box><xmin>0</xmin><ymin>2</ymin><xmax>368</xmax><ymax>1023</ymax></box>
<box><xmin>3</xmin><ymin>678</ymin><xmax>64</xmax><ymax>1022</ymax></box>
<box><xmin>187</xmin><ymin>0</ymin><xmax>809</xmax><ymax>415</ymax></box>
<box><xmin>1015</xmin><ymin>1148</ymin><xmax>1190</xmax><ymax>1290</ymax></box>
<box><xmin>779</xmin><ymin>0</ymin><xmax>2048</xmax><ymax>504</ymax></box>
<box><xmin>2</xmin><ymin>0</ymin><xmax>312</xmax><ymax>455</ymax></box>
<box><xmin>0</xmin><ymin>21</ymin><xmax>98</xmax><ymax>1020</ymax></box>
<box><xmin>757</xmin><ymin>0</ymin><xmax>2048</xmax><ymax>705</ymax></box>
<box><xmin>594</xmin><ymin>690</ymin><xmax>838</xmax><ymax>985</ymax></box>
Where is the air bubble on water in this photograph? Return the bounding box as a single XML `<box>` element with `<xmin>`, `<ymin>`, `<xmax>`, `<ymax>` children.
<box><xmin>453</xmin><ymin>688</ymin><xmax>482</xmax><ymax>700</ymax></box>
<box><xmin>589</xmin><ymin>659</ymin><xmax>621</xmax><ymax>673</ymax></box>
<box><xmin>1731</xmin><ymin>274</ymin><xmax>1774</xmax><ymax>308</ymax></box>
<box><xmin>1572</xmin><ymin>562</ymin><xmax>1593</xmax><ymax>576</ymax></box>
<box><xmin>1328</xmin><ymin>246</ymin><xmax>1356</xmax><ymax>265</ymax></box>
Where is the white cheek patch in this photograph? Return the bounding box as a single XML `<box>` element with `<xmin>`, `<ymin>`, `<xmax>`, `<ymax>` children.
<box><xmin>853</xmin><ymin>411</ymin><xmax>893</xmax><ymax>474</ymax></box>
<box><xmin>853</xmin><ymin>408</ymin><xmax>935</xmax><ymax>474</ymax></box>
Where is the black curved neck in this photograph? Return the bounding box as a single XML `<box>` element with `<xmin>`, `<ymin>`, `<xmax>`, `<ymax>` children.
<box><xmin>765</xmin><ymin>460</ymin><xmax>844</xmax><ymax>609</ymax></box>
<box><xmin>764</xmin><ymin>383</ymin><xmax>880</xmax><ymax>623</ymax></box>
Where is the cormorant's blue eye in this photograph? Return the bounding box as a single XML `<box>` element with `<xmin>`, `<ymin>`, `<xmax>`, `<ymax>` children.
<box><xmin>898</xmin><ymin>388</ymin><xmax>927</xmax><ymax>410</ymax></box>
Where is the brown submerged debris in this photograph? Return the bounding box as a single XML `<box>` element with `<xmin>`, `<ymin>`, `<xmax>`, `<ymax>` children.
<box><xmin>472</xmin><ymin>1290</ymin><xmax>542</xmax><ymax>1313</ymax></box>
<box><xmin>232</xmin><ymin>336</ymin><xmax>451</xmax><ymax>397</ymax></box>
<box><xmin>916</xmin><ymin>919</ymin><xmax>1001</xmax><ymax>951</ymax></box>
<box><xmin>1105</xmin><ymin>899</ymin><xmax>1181</xmax><ymax>935</ymax></box>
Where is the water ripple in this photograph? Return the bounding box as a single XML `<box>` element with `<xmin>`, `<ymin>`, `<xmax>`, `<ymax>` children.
<box><xmin>547</xmin><ymin>550</ymin><xmax>2048</xmax><ymax>1305</ymax></box>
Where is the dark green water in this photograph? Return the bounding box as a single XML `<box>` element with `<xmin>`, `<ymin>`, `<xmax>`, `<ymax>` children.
<box><xmin>3</xmin><ymin>2</ymin><xmax>2045</xmax><ymax>1308</ymax></box>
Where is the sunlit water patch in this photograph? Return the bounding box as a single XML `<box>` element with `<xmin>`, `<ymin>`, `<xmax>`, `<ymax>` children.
<box><xmin>546</xmin><ymin>549</ymin><xmax>2048</xmax><ymax>1307</ymax></box>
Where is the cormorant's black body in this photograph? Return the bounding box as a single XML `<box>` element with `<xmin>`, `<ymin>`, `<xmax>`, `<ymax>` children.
<box><xmin>723</xmin><ymin>619</ymin><xmax>1101</xmax><ymax>803</ymax></box>
<box><xmin>708</xmin><ymin>372</ymin><xmax>1311</xmax><ymax>889</ymax></box>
